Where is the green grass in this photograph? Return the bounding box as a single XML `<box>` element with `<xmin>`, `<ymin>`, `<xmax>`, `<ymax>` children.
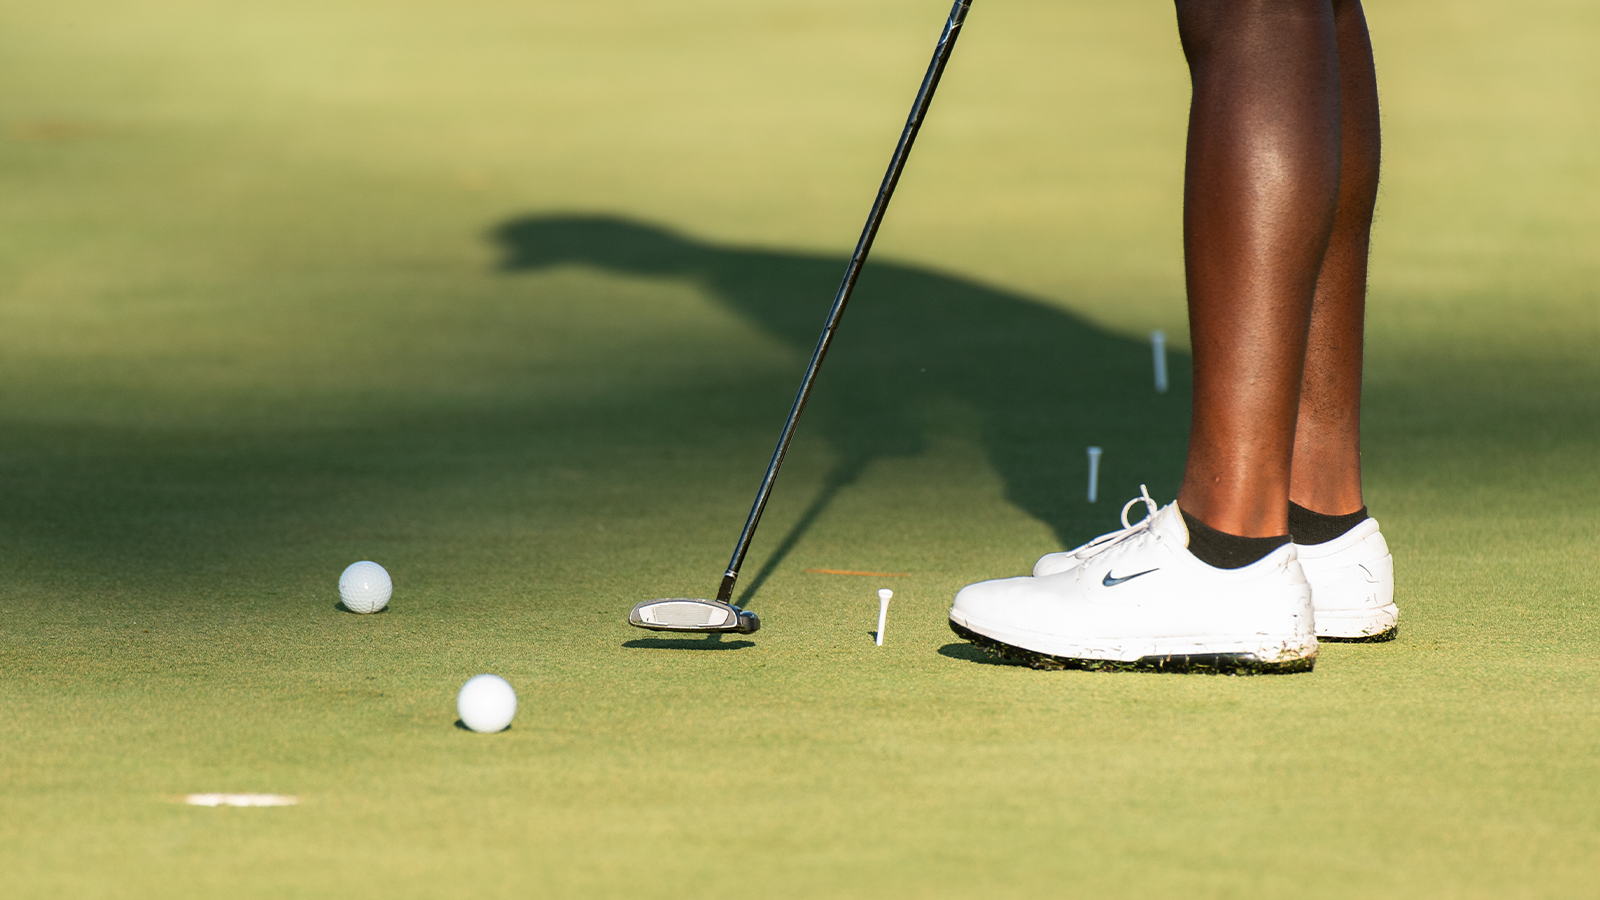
<box><xmin>2</xmin><ymin>0</ymin><xmax>1599</xmax><ymax>896</ymax></box>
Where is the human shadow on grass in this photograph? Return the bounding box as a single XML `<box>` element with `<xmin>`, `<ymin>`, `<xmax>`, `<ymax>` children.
<box><xmin>0</xmin><ymin>214</ymin><xmax>1187</xmax><ymax>620</ymax></box>
<box><xmin>494</xmin><ymin>214</ymin><xmax>1189</xmax><ymax>601</ymax></box>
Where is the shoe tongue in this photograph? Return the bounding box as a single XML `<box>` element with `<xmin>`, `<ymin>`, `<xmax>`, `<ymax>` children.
<box><xmin>1150</xmin><ymin>502</ymin><xmax>1189</xmax><ymax>544</ymax></box>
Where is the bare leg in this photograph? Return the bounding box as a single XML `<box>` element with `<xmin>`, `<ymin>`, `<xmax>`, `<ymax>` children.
<box><xmin>1290</xmin><ymin>0</ymin><xmax>1380</xmax><ymax>517</ymax></box>
<box><xmin>1173</xmin><ymin>0</ymin><xmax>1348</xmax><ymax>538</ymax></box>
<box><xmin>948</xmin><ymin>0</ymin><xmax>1388</xmax><ymax>662</ymax></box>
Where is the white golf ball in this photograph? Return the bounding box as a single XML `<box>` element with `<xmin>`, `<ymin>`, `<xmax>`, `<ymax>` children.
<box><xmin>457</xmin><ymin>674</ymin><xmax>517</xmax><ymax>733</ymax></box>
<box><xmin>339</xmin><ymin>561</ymin><xmax>392</xmax><ymax>614</ymax></box>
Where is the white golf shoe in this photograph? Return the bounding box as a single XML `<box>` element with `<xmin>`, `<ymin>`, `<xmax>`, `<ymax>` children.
<box><xmin>1293</xmin><ymin>518</ymin><xmax>1397</xmax><ymax>641</ymax></box>
<box><xmin>1033</xmin><ymin>491</ymin><xmax>1397</xmax><ymax>641</ymax></box>
<box><xmin>950</xmin><ymin>491</ymin><xmax>1316</xmax><ymax>674</ymax></box>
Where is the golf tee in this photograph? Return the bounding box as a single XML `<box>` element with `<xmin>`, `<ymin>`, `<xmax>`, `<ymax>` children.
<box><xmin>1151</xmin><ymin>330</ymin><xmax>1168</xmax><ymax>394</ymax></box>
<box><xmin>1087</xmin><ymin>446</ymin><xmax>1102</xmax><ymax>503</ymax></box>
<box><xmin>876</xmin><ymin>589</ymin><xmax>893</xmax><ymax>646</ymax></box>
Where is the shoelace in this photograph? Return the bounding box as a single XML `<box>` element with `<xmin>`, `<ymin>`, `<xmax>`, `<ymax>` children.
<box><xmin>1068</xmin><ymin>484</ymin><xmax>1163</xmax><ymax>561</ymax></box>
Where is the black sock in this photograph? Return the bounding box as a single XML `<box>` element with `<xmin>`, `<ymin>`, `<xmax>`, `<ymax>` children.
<box><xmin>1180</xmin><ymin>508</ymin><xmax>1289</xmax><ymax>569</ymax></box>
<box><xmin>1287</xmin><ymin>502</ymin><xmax>1369</xmax><ymax>545</ymax></box>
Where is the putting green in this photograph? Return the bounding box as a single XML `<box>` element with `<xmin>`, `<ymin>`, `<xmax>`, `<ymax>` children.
<box><xmin>3</xmin><ymin>0</ymin><xmax>1598</xmax><ymax>896</ymax></box>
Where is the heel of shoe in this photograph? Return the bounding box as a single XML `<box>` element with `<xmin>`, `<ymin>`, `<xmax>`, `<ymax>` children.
<box><xmin>1309</xmin><ymin>552</ymin><xmax>1397</xmax><ymax>640</ymax></box>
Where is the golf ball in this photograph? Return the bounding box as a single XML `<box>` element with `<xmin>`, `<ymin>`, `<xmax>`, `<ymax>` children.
<box><xmin>457</xmin><ymin>674</ymin><xmax>517</xmax><ymax>733</ymax></box>
<box><xmin>338</xmin><ymin>561</ymin><xmax>392</xmax><ymax>614</ymax></box>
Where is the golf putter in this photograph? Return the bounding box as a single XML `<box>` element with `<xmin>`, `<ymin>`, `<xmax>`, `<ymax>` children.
<box><xmin>629</xmin><ymin>0</ymin><xmax>976</xmax><ymax>635</ymax></box>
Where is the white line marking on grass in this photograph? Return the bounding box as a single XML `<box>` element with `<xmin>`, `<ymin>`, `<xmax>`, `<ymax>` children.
<box><xmin>178</xmin><ymin>793</ymin><xmax>299</xmax><ymax>807</ymax></box>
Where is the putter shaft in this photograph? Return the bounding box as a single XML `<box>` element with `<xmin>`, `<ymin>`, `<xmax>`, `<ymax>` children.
<box><xmin>715</xmin><ymin>0</ymin><xmax>976</xmax><ymax>603</ymax></box>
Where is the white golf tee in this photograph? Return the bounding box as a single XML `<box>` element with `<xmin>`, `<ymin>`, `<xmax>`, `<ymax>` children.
<box><xmin>1087</xmin><ymin>446</ymin><xmax>1102</xmax><ymax>503</ymax></box>
<box><xmin>1151</xmin><ymin>330</ymin><xmax>1169</xmax><ymax>394</ymax></box>
<box><xmin>876</xmin><ymin>589</ymin><xmax>893</xmax><ymax>646</ymax></box>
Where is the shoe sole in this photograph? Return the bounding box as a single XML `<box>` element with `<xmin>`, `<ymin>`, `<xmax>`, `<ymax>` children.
<box><xmin>1318</xmin><ymin>624</ymin><xmax>1398</xmax><ymax>643</ymax></box>
<box><xmin>948</xmin><ymin>619</ymin><xmax>1316</xmax><ymax>675</ymax></box>
<box><xmin>1314</xmin><ymin>604</ymin><xmax>1400</xmax><ymax>642</ymax></box>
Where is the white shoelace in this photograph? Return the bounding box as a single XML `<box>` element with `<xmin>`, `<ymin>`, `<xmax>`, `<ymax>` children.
<box><xmin>1067</xmin><ymin>484</ymin><xmax>1163</xmax><ymax>561</ymax></box>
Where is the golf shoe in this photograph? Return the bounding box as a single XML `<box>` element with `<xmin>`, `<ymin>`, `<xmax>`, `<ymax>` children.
<box><xmin>951</xmin><ymin>494</ymin><xmax>1316</xmax><ymax>673</ymax></box>
<box><xmin>1034</xmin><ymin>489</ymin><xmax>1396</xmax><ymax>641</ymax></box>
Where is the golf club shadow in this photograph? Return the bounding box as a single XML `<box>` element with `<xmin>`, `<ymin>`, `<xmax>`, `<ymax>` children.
<box><xmin>454</xmin><ymin>719</ymin><xmax>512</xmax><ymax>732</ymax></box>
<box><xmin>622</xmin><ymin>637</ymin><xmax>756</xmax><ymax>651</ymax></box>
<box><xmin>493</xmin><ymin>215</ymin><xmax>1191</xmax><ymax>601</ymax></box>
<box><xmin>736</xmin><ymin>458</ymin><xmax>863</xmax><ymax>605</ymax></box>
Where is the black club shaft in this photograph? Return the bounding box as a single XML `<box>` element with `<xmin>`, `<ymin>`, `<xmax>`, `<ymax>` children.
<box><xmin>715</xmin><ymin>0</ymin><xmax>976</xmax><ymax>603</ymax></box>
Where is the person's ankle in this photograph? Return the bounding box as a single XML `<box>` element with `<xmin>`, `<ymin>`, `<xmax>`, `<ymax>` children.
<box><xmin>1179</xmin><ymin>507</ymin><xmax>1288</xmax><ymax>569</ymax></box>
<box><xmin>1287</xmin><ymin>501</ymin><xmax>1369</xmax><ymax>545</ymax></box>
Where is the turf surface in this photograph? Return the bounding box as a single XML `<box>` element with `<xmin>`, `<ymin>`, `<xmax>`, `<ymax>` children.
<box><xmin>3</xmin><ymin>0</ymin><xmax>1598</xmax><ymax>896</ymax></box>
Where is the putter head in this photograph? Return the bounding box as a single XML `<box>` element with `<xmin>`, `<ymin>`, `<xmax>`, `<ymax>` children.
<box><xmin>629</xmin><ymin>598</ymin><xmax>761</xmax><ymax>634</ymax></box>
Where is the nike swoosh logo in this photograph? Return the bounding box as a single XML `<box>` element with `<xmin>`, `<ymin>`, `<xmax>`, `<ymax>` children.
<box><xmin>1102</xmin><ymin>568</ymin><xmax>1158</xmax><ymax>587</ymax></box>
